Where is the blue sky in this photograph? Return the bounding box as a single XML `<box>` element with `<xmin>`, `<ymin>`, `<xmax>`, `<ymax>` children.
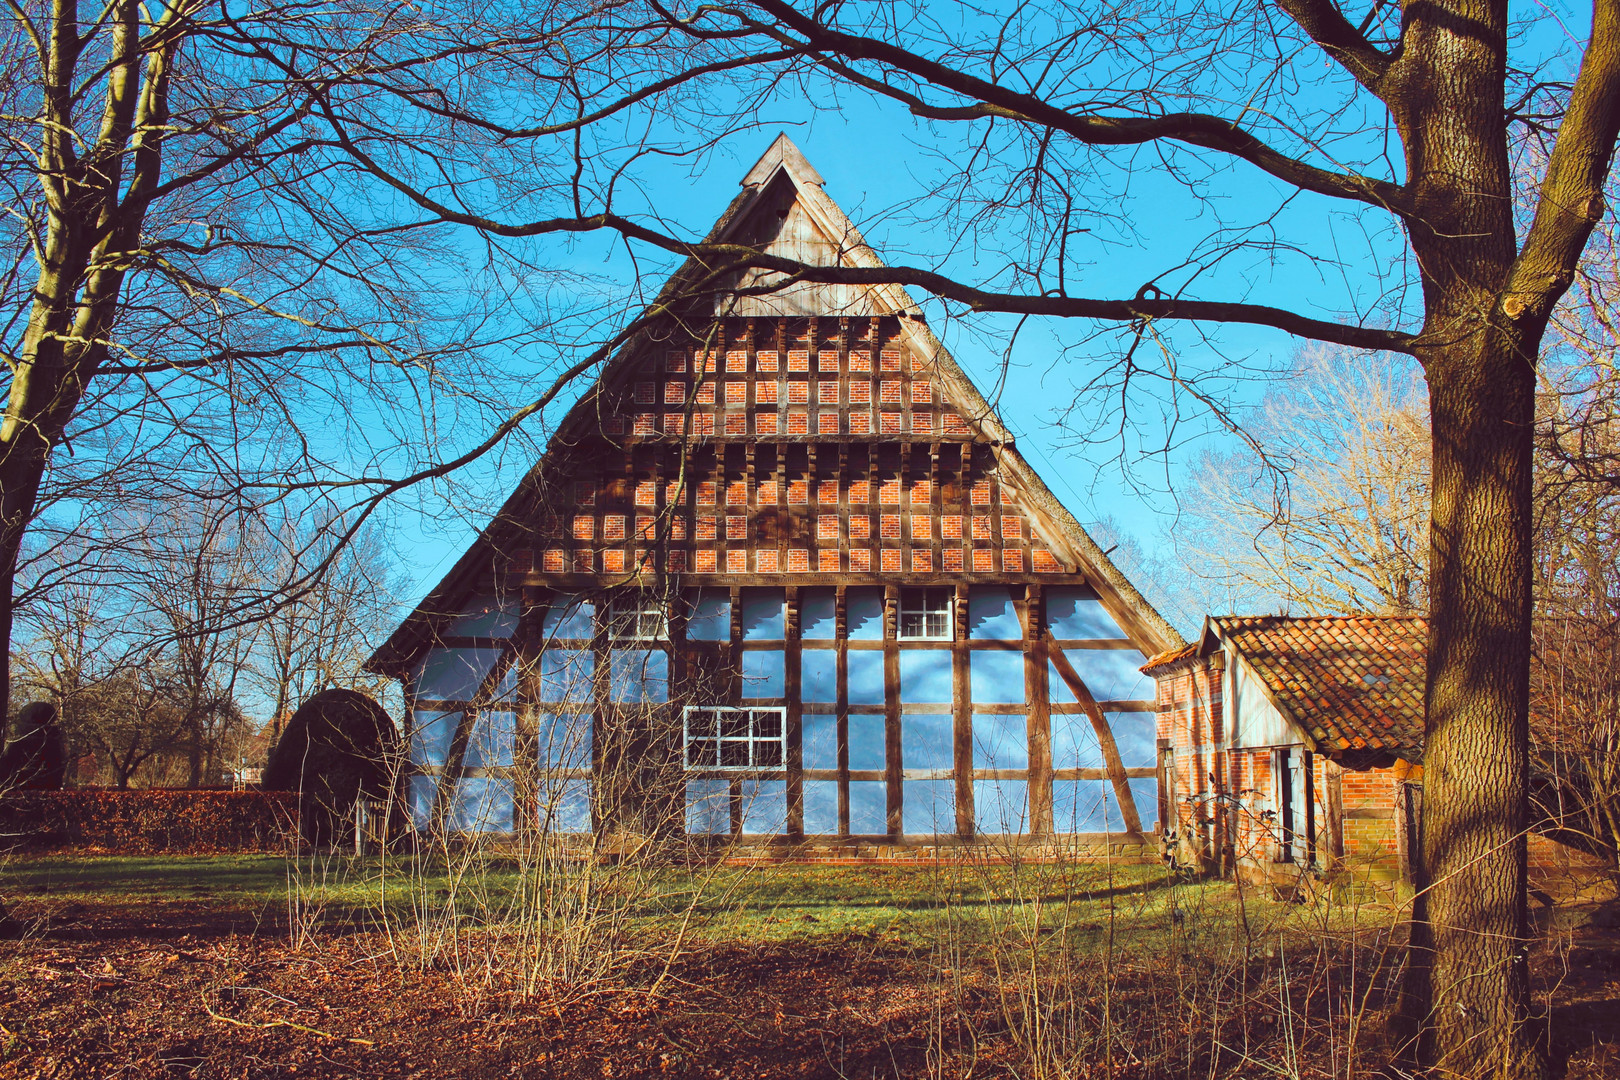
<box><xmin>378</xmin><ymin>0</ymin><xmax>1591</xmax><ymax>629</ymax></box>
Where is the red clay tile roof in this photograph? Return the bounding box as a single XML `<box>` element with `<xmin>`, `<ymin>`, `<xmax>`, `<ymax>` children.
<box><xmin>1213</xmin><ymin>615</ymin><xmax>1426</xmax><ymax>759</ymax></box>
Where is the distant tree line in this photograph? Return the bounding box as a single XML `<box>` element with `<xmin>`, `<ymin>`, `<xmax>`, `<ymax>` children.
<box><xmin>5</xmin><ymin>497</ymin><xmax>395</xmax><ymax>790</ymax></box>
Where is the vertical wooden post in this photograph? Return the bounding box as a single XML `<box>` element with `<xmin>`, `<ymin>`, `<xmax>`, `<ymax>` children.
<box><xmin>785</xmin><ymin>586</ymin><xmax>803</xmax><ymax>839</ymax></box>
<box><xmin>1324</xmin><ymin>757</ymin><xmax>1345</xmax><ymax>871</ymax></box>
<box><xmin>884</xmin><ymin>584</ymin><xmax>902</xmax><ymax>838</ymax></box>
<box><xmin>953</xmin><ymin>584</ymin><xmax>973</xmax><ymax>838</ymax></box>
<box><xmin>513</xmin><ymin>585</ymin><xmax>546</xmax><ymax>844</ymax></box>
<box><xmin>836</xmin><ymin>585</ymin><xmax>850</xmax><ymax>836</ymax></box>
<box><xmin>1021</xmin><ymin>585</ymin><xmax>1054</xmax><ymax>835</ymax></box>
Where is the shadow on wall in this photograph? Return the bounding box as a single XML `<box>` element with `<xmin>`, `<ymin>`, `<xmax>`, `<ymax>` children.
<box><xmin>263</xmin><ymin>688</ymin><xmax>397</xmax><ymax>847</ymax></box>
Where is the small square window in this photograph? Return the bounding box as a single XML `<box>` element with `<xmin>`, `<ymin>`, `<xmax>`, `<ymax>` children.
<box><xmin>605</xmin><ymin>595</ymin><xmax>667</xmax><ymax>641</ymax></box>
<box><xmin>899</xmin><ymin>588</ymin><xmax>953</xmax><ymax>641</ymax></box>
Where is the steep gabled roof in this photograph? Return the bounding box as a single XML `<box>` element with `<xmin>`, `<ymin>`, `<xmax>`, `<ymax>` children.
<box><xmin>1145</xmin><ymin>615</ymin><xmax>1425</xmax><ymax>760</ymax></box>
<box><xmin>367</xmin><ymin>135</ymin><xmax>1182</xmax><ymax>673</ymax></box>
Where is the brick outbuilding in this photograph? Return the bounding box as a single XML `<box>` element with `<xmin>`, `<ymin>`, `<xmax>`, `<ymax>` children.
<box><xmin>1142</xmin><ymin>616</ymin><xmax>1426</xmax><ymax>888</ymax></box>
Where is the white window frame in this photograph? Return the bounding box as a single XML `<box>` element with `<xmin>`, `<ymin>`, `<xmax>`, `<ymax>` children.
<box><xmin>683</xmin><ymin>705</ymin><xmax>787</xmax><ymax>771</ymax></box>
<box><xmin>605</xmin><ymin>595</ymin><xmax>668</xmax><ymax>641</ymax></box>
<box><xmin>898</xmin><ymin>587</ymin><xmax>953</xmax><ymax>641</ymax></box>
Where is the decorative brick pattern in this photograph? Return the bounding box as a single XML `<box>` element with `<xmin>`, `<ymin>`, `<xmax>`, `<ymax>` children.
<box><xmin>848</xmin><ymin>411</ymin><xmax>871</xmax><ymax>433</ymax></box>
<box><xmin>697</xmin><ymin>481</ymin><xmax>717</xmax><ymax>506</ymax></box>
<box><xmin>880</xmin><ymin>412</ymin><xmax>902</xmax><ymax>433</ymax></box>
<box><xmin>787</xmin><ymin>548</ymin><xmax>809</xmax><ymax>572</ymax></box>
<box><xmin>971</xmin><ymin>480</ymin><xmax>992</xmax><ymax>506</ymax></box>
<box><xmin>633</xmin><ymin>414</ymin><xmax>656</xmax><ymax>435</ymax></box>
<box><xmin>755</xmin><ymin>380</ymin><xmax>778</xmax><ymax>404</ymax></box>
<box><xmin>787</xmin><ymin>381</ymin><xmax>809</xmax><ymax>404</ymax></box>
<box><xmin>818</xmin><ymin>381</ymin><xmax>839</xmax><ymax>404</ymax></box>
<box><xmin>664</xmin><ymin>381</ymin><xmax>685</xmax><ymax>404</ymax></box>
<box><xmin>631</xmin><ymin>482</ymin><xmax>653</xmax><ymax>506</ymax></box>
<box><xmin>692</xmin><ymin>413</ymin><xmax>714</xmax><ymax>436</ymax></box>
<box><xmin>1001</xmin><ymin>488</ymin><xmax>1015</xmax><ymax>505</ymax></box>
<box><xmin>818</xmin><ymin>349</ymin><xmax>840</xmax><ymax>372</ymax></box>
<box><xmin>727</xmin><ymin>549</ymin><xmax>747</xmax><ymax>573</ymax></box>
<box><xmin>697</xmin><ymin>350</ymin><xmax>717</xmax><ymax>372</ymax></box>
<box><xmin>880</xmin><ymin>380</ymin><xmax>902</xmax><ymax>404</ymax></box>
<box><xmin>756</xmin><ymin>350</ymin><xmax>779</xmax><ymax>372</ymax></box>
<box><xmin>635</xmin><ymin>515</ymin><xmax>656</xmax><ymax>540</ymax></box>
<box><xmin>725</xmin><ymin>381</ymin><xmax>746</xmax><ymax>404</ymax></box>
<box><xmin>1001</xmin><ymin>515</ymin><xmax>1022</xmax><ymax>539</ymax></box>
<box><xmin>603</xmin><ymin>550</ymin><xmax>626</xmax><ymax>573</ymax></box>
<box><xmin>664</xmin><ymin>413</ymin><xmax>684</xmax><ymax>434</ymax></box>
<box><xmin>694</xmin><ymin>382</ymin><xmax>715</xmax><ymax>405</ymax></box>
<box><xmin>602</xmin><ymin>515</ymin><xmax>626</xmax><ymax>541</ymax></box>
<box><xmin>819</xmin><ymin>549</ymin><xmax>842</xmax><ymax>572</ymax></box>
<box><xmin>694</xmin><ymin>550</ymin><xmax>717</xmax><ymax>573</ymax></box>
<box><xmin>911</xmin><ymin>549</ymin><xmax>933</xmax><ymax>572</ymax></box>
<box><xmin>543</xmin><ymin>549</ymin><xmax>566</xmax><ymax>572</ymax></box>
<box><xmin>972</xmin><ymin>516</ymin><xmax>992</xmax><ymax>540</ymax></box>
<box><xmin>787</xmin><ymin>350</ymin><xmax>809</xmax><ymax>372</ymax></box>
<box><xmin>605</xmin><ymin>415</ymin><xmax>627</xmax><ymax>436</ymax></box>
<box><xmin>910</xmin><ymin>480</ymin><xmax>933</xmax><ymax>504</ymax></box>
<box><xmin>726</xmin><ymin>350</ymin><xmax>748</xmax><ymax>372</ymax></box>
<box><xmin>849</xmin><ymin>350</ymin><xmax>872</xmax><ymax>372</ymax></box>
<box><xmin>788</xmin><ymin>480</ymin><xmax>809</xmax><ymax>504</ymax></box>
<box><xmin>727</xmin><ymin>482</ymin><xmax>748</xmax><ymax>506</ymax></box>
<box><xmin>942</xmin><ymin>515</ymin><xmax>963</xmax><ymax>540</ymax></box>
<box><xmin>787</xmin><ymin>411</ymin><xmax>809</xmax><ymax>434</ymax></box>
<box><xmin>880</xmin><ymin>349</ymin><xmax>902</xmax><ymax>371</ymax></box>
<box><xmin>972</xmin><ymin>549</ymin><xmax>994</xmax><ymax>572</ymax></box>
<box><xmin>756</xmin><ymin>549</ymin><xmax>779</xmax><ymax>573</ymax></box>
<box><xmin>1032</xmin><ymin>549</ymin><xmax>1061</xmax><ymax>573</ymax></box>
<box><xmin>817</xmin><ymin>480</ymin><xmax>839</xmax><ymax>503</ymax></box>
<box><xmin>943</xmin><ymin>548</ymin><xmax>964</xmax><ymax>573</ymax></box>
<box><xmin>814</xmin><ymin>412</ymin><xmax>837</xmax><ymax>434</ymax></box>
<box><xmin>849</xmin><ymin>514</ymin><xmax>871</xmax><ymax>540</ymax></box>
<box><xmin>944</xmin><ymin>413</ymin><xmax>970</xmax><ymax>435</ymax></box>
<box><xmin>756</xmin><ymin>480</ymin><xmax>779</xmax><ymax>504</ymax></box>
<box><xmin>817</xmin><ymin>514</ymin><xmax>840</xmax><ymax>539</ymax></box>
<box><xmin>726</xmin><ymin>515</ymin><xmax>747</xmax><ymax>540</ymax></box>
<box><xmin>665</xmin><ymin>350</ymin><xmax>686</xmax><ymax>373</ymax></box>
<box><xmin>848</xmin><ymin>381</ymin><xmax>871</xmax><ymax>404</ymax></box>
<box><xmin>572</xmin><ymin>515</ymin><xmax>595</xmax><ymax>541</ymax></box>
<box><xmin>880</xmin><ymin>514</ymin><xmax>901</xmax><ymax>538</ymax></box>
<box><xmin>575</xmin><ymin>550</ymin><xmax>595</xmax><ymax>572</ymax></box>
<box><xmin>911</xmin><ymin>382</ymin><xmax>933</xmax><ymax>404</ymax></box>
<box><xmin>910</xmin><ymin>412</ymin><xmax>934</xmax><ymax>434</ymax></box>
<box><xmin>669</xmin><ymin>517</ymin><xmax>687</xmax><ymax>541</ymax></box>
<box><xmin>881</xmin><ymin>548</ymin><xmax>902</xmax><ymax>573</ymax></box>
<box><xmin>909</xmin><ymin>515</ymin><xmax>932</xmax><ymax>540</ymax></box>
<box><xmin>878</xmin><ymin>479</ymin><xmax>901</xmax><ymax>504</ymax></box>
<box><xmin>755</xmin><ymin>412</ymin><xmax>779</xmax><ymax>435</ymax></box>
<box><xmin>696</xmin><ymin>515</ymin><xmax>717</xmax><ymax>541</ymax></box>
<box><xmin>666</xmin><ymin>550</ymin><xmax>686</xmax><ymax>572</ymax></box>
<box><xmin>665</xmin><ymin>479</ymin><xmax>685</xmax><ymax>505</ymax></box>
<box><xmin>634</xmin><ymin>382</ymin><xmax>655</xmax><ymax>404</ymax></box>
<box><xmin>849</xmin><ymin>549</ymin><xmax>872</xmax><ymax>572</ymax></box>
<box><xmin>725</xmin><ymin>412</ymin><xmax>747</xmax><ymax>435</ymax></box>
<box><xmin>1002</xmin><ymin>550</ymin><xmax>1024</xmax><ymax>572</ymax></box>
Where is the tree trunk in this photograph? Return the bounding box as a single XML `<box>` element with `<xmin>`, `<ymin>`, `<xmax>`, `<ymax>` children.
<box><xmin>1405</xmin><ymin>327</ymin><xmax>1540</xmax><ymax>1078</ymax></box>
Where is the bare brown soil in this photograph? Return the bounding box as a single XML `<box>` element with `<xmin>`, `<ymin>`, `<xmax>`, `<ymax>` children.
<box><xmin>0</xmin><ymin>898</ymin><xmax>1614</xmax><ymax>1079</ymax></box>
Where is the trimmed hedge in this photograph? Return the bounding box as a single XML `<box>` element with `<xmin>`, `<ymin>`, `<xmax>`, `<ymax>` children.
<box><xmin>0</xmin><ymin>789</ymin><xmax>298</xmax><ymax>854</ymax></box>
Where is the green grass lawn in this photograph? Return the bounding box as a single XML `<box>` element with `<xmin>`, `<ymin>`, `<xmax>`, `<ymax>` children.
<box><xmin>0</xmin><ymin>851</ymin><xmax>1328</xmax><ymax>949</ymax></box>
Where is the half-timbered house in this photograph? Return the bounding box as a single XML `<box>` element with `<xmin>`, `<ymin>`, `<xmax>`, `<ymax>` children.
<box><xmin>365</xmin><ymin>135</ymin><xmax>1184</xmax><ymax>850</ymax></box>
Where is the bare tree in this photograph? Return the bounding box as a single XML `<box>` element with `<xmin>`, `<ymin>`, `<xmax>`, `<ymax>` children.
<box><xmin>1178</xmin><ymin>346</ymin><xmax>1431</xmax><ymax>615</ymax></box>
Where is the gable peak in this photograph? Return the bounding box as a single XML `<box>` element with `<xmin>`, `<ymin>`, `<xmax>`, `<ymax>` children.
<box><xmin>741</xmin><ymin>133</ymin><xmax>826</xmax><ymax>190</ymax></box>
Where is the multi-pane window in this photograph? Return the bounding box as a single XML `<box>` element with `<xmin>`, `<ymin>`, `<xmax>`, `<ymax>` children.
<box><xmin>605</xmin><ymin>595</ymin><xmax>667</xmax><ymax>641</ymax></box>
<box><xmin>899</xmin><ymin>588</ymin><xmax>953</xmax><ymax>641</ymax></box>
<box><xmin>684</xmin><ymin>706</ymin><xmax>786</xmax><ymax>770</ymax></box>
